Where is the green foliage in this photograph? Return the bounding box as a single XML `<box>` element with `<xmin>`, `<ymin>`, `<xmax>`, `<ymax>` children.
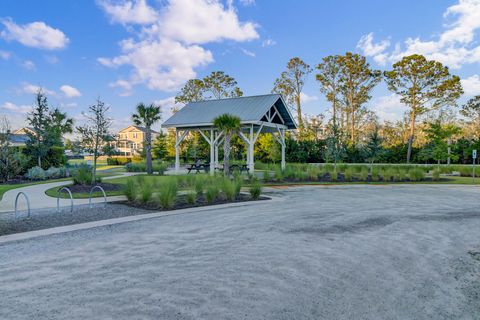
<box><xmin>344</xmin><ymin>166</ymin><xmax>353</xmax><ymax>181</ymax></box>
<box><xmin>139</xmin><ymin>181</ymin><xmax>153</xmax><ymax>204</ymax></box>
<box><xmin>432</xmin><ymin>169</ymin><xmax>440</xmax><ymax>181</ymax></box>
<box><xmin>156</xmin><ymin>179</ymin><xmax>178</xmax><ymax>209</ymax></box>
<box><xmin>72</xmin><ymin>164</ymin><xmax>96</xmax><ymax>185</ymax></box>
<box><xmin>194</xmin><ymin>176</ymin><xmax>206</xmax><ymax>195</ymax></box>
<box><xmin>123</xmin><ymin>179</ymin><xmax>136</xmax><ymax>202</ymax></box>
<box><xmin>221</xmin><ymin>178</ymin><xmax>236</xmax><ymax>201</ymax></box>
<box><xmin>249</xmin><ymin>180</ymin><xmax>262</xmax><ymax>200</ymax></box>
<box><xmin>409</xmin><ymin>168</ymin><xmax>425</xmax><ymax>181</ymax></box>
<box><xmin>205</xmin><ymin>184</ymin><xmax>219</xmax><ymax>204</ymax></box>
<box><xmin>25</xmin><ymin>166</ymin><xmax>46</xmax><ymax>180</ymax></box>
<box><xmin>186</xmin><ymin>191</ymin><xmax>196</xmax><ymax>205</ymax></box>
<box><xmin>107</xmin><ymin>157</ymin><xmax>131</xmax><ymax>165</ymax></box>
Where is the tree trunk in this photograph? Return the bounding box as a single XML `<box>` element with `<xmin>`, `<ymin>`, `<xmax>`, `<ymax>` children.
<box><xmin>447</xmin><ymin>137</ymin><xmax>451</xmax><ymax>165</ymax></box>
<box><xmin>351</xmin><ymin>111</ymin><xmax>355</xmax><ymax>145</ymax></box>
<box><xmin>146</xmin><ymin>127</ymin><xmax>153</xmax><ymax>175</ymax></box>
<box><xmin>406</xmin><ymin>111</ymin><xmax>416</xmax><ymax>164</ymax></box>
<box><xmin>37</xmin><ymin>155</ymin><xmax>41</xmax><ymax>168</ymax></box>
<box><xmin>223</xmin><ymin>133</ymin><xmax>232</xmax><ymax>176</ymax></box>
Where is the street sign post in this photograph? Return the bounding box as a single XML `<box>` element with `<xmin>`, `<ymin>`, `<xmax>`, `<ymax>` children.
<box><xmin>473</xmin><ymin>150</ymin><xmax>477</xmax><ymax>184</ymax></box>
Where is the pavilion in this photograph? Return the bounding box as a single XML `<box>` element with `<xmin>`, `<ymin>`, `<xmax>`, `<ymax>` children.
<box><xmin>162</xmin><ymin>94</ymin><xmax>297</xmax><ymax>174</ymax></box>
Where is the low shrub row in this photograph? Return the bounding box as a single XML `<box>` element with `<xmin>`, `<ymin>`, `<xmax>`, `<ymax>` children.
<box><xmin>106</xmin><ymin>157</ymin><xmax>132</xmax><ymax>165</ymax></box>
<box><xmin>123</xmin><ymin>174</ymin><xmax>262</xmax><ymax>210</ymax></box>
<box><xmin>262</xmin><ymin>163</ymin><xmax>431</xmax><ymax>183</ymax></box>
<box><xmin>125</xmin><ymin>160</ymin><xmax>169</xmax><ymax>174</ymax></box>
<box><xmin>25</xmin><ymin>166</ymin><xmax>69</xmax><ymax>181</ymax></box>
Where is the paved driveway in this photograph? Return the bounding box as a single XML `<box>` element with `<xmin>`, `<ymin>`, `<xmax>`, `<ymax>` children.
<box><xmin>1</xmin><ymin>185</ymin><xmax>479</xmax><ymax>319</ymax></box>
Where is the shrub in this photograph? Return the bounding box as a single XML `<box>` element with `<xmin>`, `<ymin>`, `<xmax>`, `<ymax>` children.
<box><xmin>249</xmin><ymin>181</ymin><xmax>262</xmax><ymax>200</ymax></box>
<box><xmin>432</xmin><ymin>168</ymin><xmax>440</xmax><ymax>181</ymax></box>
<box><xmin>125</xmin><ymin>162</ymin><xmax>145</xmax><ymax>172</ymax></box>
<box><xmin>153</xmin><ymin>161</ymin><xmax>169</xmax><ymax>175</ymax></box>
<box><xmin>186</xmin><ymin>191</ymin><xmax>196</xmax><ymax>205</ymax></box>
<box><xmin>384</xmin><ymin>168</ymin><xmax>396</xmax><ymax>182</ymax></box>
<box><xmin>330</xmin><ymin>170</ymin><xmax>338</xmax><ymax>182</ymax></box>
<box><xmin>194</xmin><ymin>176</ymin><xmax>205</xmax><ymax>195</ymax></box>
<box><xmin>25</xmin><ymin>166</ymin><xmax>46</xmax><ymax>180</ymax></box>
<box><xmin>107</xmin><ymin>157</ymin><xmax>131</xmax><ymax>165</ymax></box>
<box><xmin>398</xmin><ymin>168</ymin><xmax>407</xmax><ymax>181</ymax></box>
<box><xmin>263</xmin><ymin>170</ymin><xmax>270</xmax><ymax>182</ymax></box>
<box><xmin>221</xmin><ymin>178</ymin><xmax>236</xmax><ymax>201</ymax></box>
<box><xmin>46</xmin><ymin>166</ymin><xmax>68</xmax><ymax>179</ymax></box>
<box><xmin>139</xmin><ymin>182</ymin><xmax>153</xmax><ymax>204</ymax></box>
<box><xmin>274</xmin><ymin>167</ymin><xmax>284</xmax><ymax>181</ymax></box>
<box><xmin>409</xmin><ymin>167</ymin><xmax>425</xmax><ymax>181</ymax></box>
<box><xmin>344</xmin><ymin>167</ymin><xmax>353</xmax><ymax>182</ymax></box>
<box><xmin>124</xmin><ymin>179</ymin><xmax>136</xmax><ymax>202</ymax></box>
<box><xmin>72</xmin><ymin>164</ymin><xmax>92</xmax><ymax>185</ymax></box>
<box><xmin>371</xmin><ymin>167</ymin><xmax>379</xmax><ymax>182</ymax></box>
<box><xmin>234</xmin><ymin>177</ymin><xmax>242</xmax><ymax>197</ymax></box>
<box><xmin>205</xmin><ymin>184</ymin><xmax>219</xmax><ymax>204</ymax></box>
<box><xmin>359</xmin><ymin>167</ymin><xmax>369</xmax><ymax>181</ymax></box>
<box><xmin>156</xmin><ymin>180</ymin><xmax>178</xmax><ymax>209</ymax></box>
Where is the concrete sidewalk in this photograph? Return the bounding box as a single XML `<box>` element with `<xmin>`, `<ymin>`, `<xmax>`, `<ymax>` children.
<box><xmin>0</xmin><ymin>172</ymin><xmax>139</xmax><ymax>213</ymax></box>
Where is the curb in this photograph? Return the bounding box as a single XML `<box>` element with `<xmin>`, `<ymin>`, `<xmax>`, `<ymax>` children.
<box><xmin>0</xmin><ymin>195</ymin><xmax>282</xmax><ymax>245</ymax></box>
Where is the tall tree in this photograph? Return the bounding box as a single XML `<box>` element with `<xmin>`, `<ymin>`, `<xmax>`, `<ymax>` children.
<box><xmin>384</xmin><ymin>54</ymin><xmax>463</xmax><ymax>163</ymax></box>
<box><xmin>461</xmin><ymin>95</ymin><xmax>480</xmax><ymax>139</ymax></box>
<box><xmin>213</xmin><ymin>114</ymin><xmax>241</xmax><ymax>175</ymax></box>
<box><xmin>273</xmin><ymin>57</ymin><xmax>312</xmax><ymax>132</ymax></box>
<box><xmin>132</xmin><ymin>103</ymin><xmax>162</xmax><ymax>175</ymax></box>
<box><xmin>316</xmin><ymin>55</ymin><xmax>343</xmax><ymax>167</ymax></box>
<box><xmin>203</xmin><ymin>71</ymin><xmax>243</xmax><ymax>99</ymax></box>
<box><xmin>77</xmin><ymin>98</ymin><xmax>112</xmax><ymax>184</ymax></box>
<box><xmin>26</xmin><ymin>90</ymin><xmax>52</xmax><ymax>167</ymax></box>
<box><xmin>338</xmin><ymin>52</ymin><xmax>381</xmax><ymax>145</ymax></box>
<box><xmin>175</xmin><ymin>79</ymin><xmax>205</xmax><ymax>104</ymax></box>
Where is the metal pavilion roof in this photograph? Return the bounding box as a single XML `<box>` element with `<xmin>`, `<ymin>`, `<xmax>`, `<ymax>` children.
<box><xmin>162</xmin><ymin>94</ymin><xmax>297</xmax><ymax>130</ymax></box>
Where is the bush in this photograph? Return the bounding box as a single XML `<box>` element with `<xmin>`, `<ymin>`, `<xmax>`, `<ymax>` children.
<box><xmin>156</xmin><ymin>180</ymin><xmax>178</xmax><ymax>209</ymax></box>
<box><xmin>46</xmin><ymin>166</ymin><xmax>69</xmax><ymax>179</ymax></box>
<box><xmin>371</xmin><ymin>167</ymin><xmax>379</xmax><ymax>182</ymax></box>
<box><xmin>72</xmin><ymin>164</ymin><xmax>93</xmax><ymax>185</ymax></box>
<box><xmin>107</xmin><ymin>157</ymin><xmax>131</xmax><ymax>165</ymax></box>
<box><xmin>344</xmin><ymin>167</ymin><xmax>353</xmax><ymax>182</ymax></box>
<box><xmin>330</xmin><ymin>170</ymin><xmax>338</xmax><ymax>182</ymax></box>
<box><xmin>25</xmin><ymin>166</ymin><xmax>46</xmax><ymax>180</ymax></box>
<box><xmin>194</xmin><ymin>176</ymin><xmax>206</xmax><ymax>195</ymax></box>
<box><xmin>432</xmin><ymin>168</ymin><xmax>440</xmax><ymax>181</ymax></box>
<box><xmin>153</xmin><ymin>161</ymin><xmax>169</xmax><ymax>175</ymax></box>
<box><xmin>234</xmin><ymin>177</ymin><xmax>242</xmax><ymax>196</ymax></box>
<box><xmin>249</xmin><ymin>180</ymin><xmax>262</xmax><ymax>200</ymax></box>
<box><xmin>186</xmin><ymin>191</ymin><xmax>196</xmax><ymax>204</ymax></box>
<box><xmin>139</xmin><ymin>182</ymin><xmax>153</xmax><ymax>204</ymax></box>
<box><xmin>409</xmin><ymin>167</ymin><xmax>425</xmax><ymax>181</ymax></box>
<box><xmin>359</xmin><ymin>167</ymin><xmax>369</xmax><ymax>181</ymax></box>
<box><xmin>124</xmin><ymin>179</ymin><xmax>136</xmax><ymax>202</ymax></box>
<box><xmin>221</xmin><ymin>178</ymin><xmax>236</xmax><ymax>201</ymax></box>
<box><xmin>205</xmin><ymin>184</ymin><xmax>219</xmax><ymax>204</ymax></box>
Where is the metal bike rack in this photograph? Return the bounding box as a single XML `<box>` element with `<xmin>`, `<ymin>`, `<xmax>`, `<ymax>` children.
<box><xmin>14</xmin><ymin>192</ymin><xmax>31</xmax><ymax>220</ymax></box>
<box><xmin>57</xmin><ymin>187</ymin><xmax>73</xmax><ymax>213</ymax></box>
<box><xmin>89</xmin><ymin>185</ymin><xmax>107</xmax><ymax>209</ymax></box>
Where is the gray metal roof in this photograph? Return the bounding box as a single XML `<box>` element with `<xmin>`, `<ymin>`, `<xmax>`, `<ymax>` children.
<box><xmin>162</xmin><ymin>94</ymin><xmax>296</xmax><ymax>129</ymax></box>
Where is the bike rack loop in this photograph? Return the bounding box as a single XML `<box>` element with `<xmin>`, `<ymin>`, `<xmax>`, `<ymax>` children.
<box><xmin>89</xmin><ymin>185</ymin><xmax>107</xmax><ymax>209</ymax></box>
<box><xmin>57</xmin><ymin>187</ymin><xmax>73</xmax><ymax>213</ymax></box>
<box><xmin>14</xmin><ymin>192</ymin><xmax>31</xmax><ymax>220</ymax></box>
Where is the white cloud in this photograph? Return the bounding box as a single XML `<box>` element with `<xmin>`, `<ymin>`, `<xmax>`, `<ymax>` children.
<box><xmin>0</xmin><ymin>50</ymin><xmax>11</xmax><ymax>60</ymax></box>
<box><xmin>21</xmin><ymin>60</ymin><xmax>35</xmax><ymax>70</ymax></box>
<box><xmin>371</xmin><ymin>94</ymin><xmax>408</xmax><ymax>122</ymax></box>
<box><xmin>97</xmin><ymin>0</ymin><xmax>159</xmax><ymax>25</ymax></box>
<box><xmin>357</xmin><ymin>0</ymin><xmax>480</xmax><ymax>69</ymax></box>
<box><xmin>1</xmin><ymin>101</ymin><xmax>31</xmax><ymax>114</ymax></box>
<box><xmin>155</xmin><ymin>96</ymin><xmax>184</xmax><ymax>124</ymax></box>
<box><xmin>60</xmin><ymin>85</ymin><xmax>82</xmax><ymax>98</ymax></box>
<box><xmin>300</xmin><ymin>92</ymin><xmax>318</xmax><ymax>104</ymax></box>
<box><xmin>19</xmin><ymin>83</ymin><xmax>55</xmax><ymax>96</ymax></box>
<box><xmin>158</xmin><ymin>0</ymin><xmax>259</xmax><ymax>44</ymax></box>
<box><xmin>262</xmin><ymin>38</ymin><xmax>276</xmax><ymax>47</ymax></box>
<box><xmin>461</xmin><ymin>75</ymin><xmax>480</xmax><ymax>96</ymax></box>
<box><xmin>98</xmin><ymin>0</ymin><xmax>258</xmax><ymax>93</ymax></box>
<box><xmin>241</xmin><ymin>48</ymin><xmax>255</xmax><ymax>57</ymax></box>
<box><xmin>0</xmin><ymin>18</ymin><xmax>69</xmax><ymax>50</ymax></box>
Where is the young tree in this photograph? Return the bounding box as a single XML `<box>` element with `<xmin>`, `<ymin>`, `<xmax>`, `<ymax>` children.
<box><xmin>152</xmin><ymin>131</ymin><xmax>168</xmax><ymax>160</ymax></box>
<box><xmin>384</xmin><ymin>54</ymin><xmax>463</xmax><ymax>163</ymax></box>
<box><xmin>273</xmin><ymin>57</ymin><xmax>312</xmax><ymax>131</ymax></box>
<box><xmin>213</xmin><ymin>114</ymin><xmax>241</xmax><ymax>175</ymax></box>
<box><xmin>175</xmin><ymin>79</ymin><xmax>205</xmax><ymax>104</ymax></box>
<box><xmin>26</xmin><ymin>90</ymin><xmax>51</xmax><ymax>167</ymax></box>
<box><xmin>203</xmin><ymin>71</ymin><xmax>243</xmax><ymax>99</ymax></box>
<box><xmin>49</xmin><ymin>107</ymin><xmax>74</xmax><ymax>146</ymax></box>
<box><xmin>132</xmin><ymin>103</ymin><xmax>161</xmax><ymax>175</ymax></box>
<box><xmin>421</xmin><ymin>119</ymin><xmax>461</xmax><ymax>166</ymax></box>
<box><xmin>362</xmin><ymin>125</ymin><xmax>385</xmax><ymax>172</ymax></box>
<box><xmin>76</xmin><ymin>98</ymin><xmax>112</xmax><ymax>184</ymax></box>
<box><xmin>338</xmin><ymin>52</ymin><xmax>381</xmax><ymax>145</ymax></box>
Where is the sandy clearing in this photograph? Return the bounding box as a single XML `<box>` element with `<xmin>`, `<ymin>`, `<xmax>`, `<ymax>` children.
<box><xmin>0</xmin><ymin>184</ymin><xmax>479</xmax><ymax>319</ymax></box>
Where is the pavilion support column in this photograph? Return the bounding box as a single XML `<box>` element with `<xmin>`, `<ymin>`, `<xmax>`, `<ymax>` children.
<box><xmin>214</xmin><ymin>132</ymin><xmax>219</xmax><ymax>167</ymax></box>
<box><xmin>175</xmin><ymin>129</ymin><xmax>180</xmax><ymax>173</ymax></box>
<box><xmin>249</xmin><ymin>125</ymin><xmax>255</xmax><ymax>173</ymax></box>
<box><xmin>210</xmin><ymin>129</ymin><xmax>215</xmax><ymax>175</ymax></box>
<box><xmin>281</xmin><ymin>128</ymin><xmax>286</xmax><ymax>171</ymax></box>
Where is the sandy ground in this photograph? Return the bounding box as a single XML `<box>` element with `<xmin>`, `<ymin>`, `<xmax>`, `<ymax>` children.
<box><xmin>1</xmin><ymin>184</ymin><xmax>480</xmax><ymax>319</ymax></box>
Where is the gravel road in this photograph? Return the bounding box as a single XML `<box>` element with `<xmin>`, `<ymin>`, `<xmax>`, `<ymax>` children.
<box><xmin>1</xmin><ymin>184</ymin><xmax>479</xmax><ymax>319</ymax></box>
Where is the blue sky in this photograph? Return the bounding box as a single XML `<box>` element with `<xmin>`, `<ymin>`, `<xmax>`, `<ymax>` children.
<box><xmin>1</xmin><ymin>0</ymin><xmax>479</xmax><ymax>132</ymax></box>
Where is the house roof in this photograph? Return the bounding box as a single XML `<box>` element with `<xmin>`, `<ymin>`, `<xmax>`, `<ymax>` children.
<box><xmin>118</xmin><ymin>125</ymin><xmax>159</xmax><ymax>134</ymax></box>
<box><xmin>0</xmin><ymin>133</ymin><xmax>30</xmax><ymax>144</ymax></box>
<box><xmin>162</xmin><ymin>94</ymin><xmax>297</xmax><ymax>129</ymax></box>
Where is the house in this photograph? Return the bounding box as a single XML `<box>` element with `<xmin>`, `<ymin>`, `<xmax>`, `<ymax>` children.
<box><xmin>13</xmin><ymin>127</ymin><xmax>36</xmax><ymax>136</ymax></box>
<box><xmin>113</xmin><ymin>125</ymin><xmax>160</xmax><ymax>156</ymax></box>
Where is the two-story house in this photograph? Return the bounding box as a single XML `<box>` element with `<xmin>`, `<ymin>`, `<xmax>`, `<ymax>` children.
<box><xmin>113</xmin><ymin>125</ymin><xmax>159</xmax><ymax>157</ymax></box>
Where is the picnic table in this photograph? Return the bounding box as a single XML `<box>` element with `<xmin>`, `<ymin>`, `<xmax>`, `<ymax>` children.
<box><xmin>187</xmin><ymin>163</ymin><xmax>210</xmax><ymax>174</ymax></box>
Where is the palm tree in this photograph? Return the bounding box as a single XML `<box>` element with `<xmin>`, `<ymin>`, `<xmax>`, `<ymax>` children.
<box><xmin>213</xmin><ymin>114</ymin><xmax>241</xmax><ymax>175</ymax></box>
<box><xmin>132</xmin><ymin>103</ymin><xmax>161</xmax><ymax>175</ymax></box>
